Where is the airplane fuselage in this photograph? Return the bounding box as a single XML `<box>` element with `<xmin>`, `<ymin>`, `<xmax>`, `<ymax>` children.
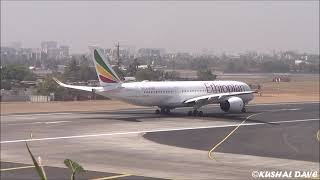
<box><xmin>96</xmin><ymin>80</ymin><xmax>254</xmax><ymax>108</ymax></box>
<box><xmin>55</xmin><ymin>48</ymin><xmax>256</xmax><ymax>114</ymax></box>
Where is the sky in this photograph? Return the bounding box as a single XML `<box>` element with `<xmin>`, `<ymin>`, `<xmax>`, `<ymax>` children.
<box><xmin>1</xmin><ymin>1</ymin><xmax>319</xmax><ymax>54</ymax></box>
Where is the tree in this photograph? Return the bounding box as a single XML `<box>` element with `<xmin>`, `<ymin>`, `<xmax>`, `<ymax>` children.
<box><xmin>197</xmin><ymin>69</ymin><xmax>216</xmax><ymax>81</ymax></box>
<box><xmin>78</xmin><ymin>55</ymin><xmax>98</xmax><ymax>81</ymax></box>
<box><xmin>1</xmin><ymin>64</ymin><xmax>36</xmax><ymax>81</ymax></box>
<box><xmin>226</xmin><ymin>61</ymin><xmax>235</xmax><ymax>72</ymax></box>
<box><xmin>1</xmin><ymin>80</ymin><xmax>12</xmax><ymax>90</ymax></box>
<box><xmin>64</xmin><ymin>57</ymin><xmax>80</xmax><ymax>82</ymax></box>
<box><xmin>1</xmin><ymin>64</ymin><xmax>36</xmax><ymax>89</ymax></box>
<box><xmin>190</xmin><ymin>58</ymin><xmax>210</xmax><ymax>70</ymax></box>
<box><xmin>261</xmin><ymin>61</ymin><xmax>290</xmax><ymax>73</ymax></box>
<box><xmin>225</xmin><ymin>60</ymin><xmax>246</xmax><ymax>73</ymax></box>
<box><xmin>135</xmin><ymin>68</ymin><xmax>163</xmax><ymax>81</ymax></box>
<box><xmin>127</xmin><ymin>58</ymin><xmax>140</xmax><ymax>76</ymax></box>
<box><xmin>37</xmin><ymin>76</ymin><xmax>58</xmax><ymax>95</ymax></box>
<box><xmin>36</xmin><ymin>75</ymin><xmax>72</xmax><ymax>100</ymax></box>
<box><xmin>112</xmin><ymin>66</ymin><xmax>126</xmax><ymax>80</ymax></box>
<box><xmin>164</xmin><ymin>71</ymin><xmax>180</xmax><ymax>80</ymax></box>
<box><xmin>45</xmin><ymin>58</ymin><xmax>59</xmax><ymax>72</ymax></box>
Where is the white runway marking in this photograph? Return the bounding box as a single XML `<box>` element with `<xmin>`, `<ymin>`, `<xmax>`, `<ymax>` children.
<box><xmin>116</xmin><ymin>102</ymin><xmax>317</xmax><ymax>112</ymax></box>
<box><xmin>0</xmin><ymin>101</ymin><xmax>318</xmax><ymax>117</ymax></box>
<box><xmin>248</xmin><ymin>101</ymin><xmax>319</xmax><ymax>106</ymax></box>
<box><xmin>1</xmin><ymin>112</ymin><xmax>74</xmax><ymax>118</ymax></box>
<box><xmin>1</xmin><ymin>118</ymin><xmax>318</xmax><ymax>144</ymax></box>
<box><xmin>265</xmin><ymin>108</ymin><xmax>301</xmax><ymax>112</ymax></box>
<box><xmin>44</xmin><ymin>121</ymin><xmax>70</xmax><ymax>124</ymax></box>
<box><xmin>15</xmin><ymin>117</ymin><xmax>37</xmax><ymax>120</ymax></box>
<box><xmin>5</xmin><ymin>121</ymin><xmax>70</xmax><ymax>126</ymax></box>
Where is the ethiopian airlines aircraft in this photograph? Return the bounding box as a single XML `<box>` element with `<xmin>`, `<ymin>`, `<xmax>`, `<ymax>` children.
<box><xmin>54</xmin><ymin>47</ymin><xmax>256</xmax><ymax>116</ymax></box>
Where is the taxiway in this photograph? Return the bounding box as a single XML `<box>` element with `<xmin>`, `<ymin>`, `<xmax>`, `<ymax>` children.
<box><xmin>1</xmin><ymin>102</ymin><xmax>319</xmax><ymax>179</ymax></box>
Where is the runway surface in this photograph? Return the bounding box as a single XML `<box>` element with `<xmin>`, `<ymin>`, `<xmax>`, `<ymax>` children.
<box><xmin>1</xmin><ymin>102</ymin><xmax>319</xmax><ymax>179</ymax></box>
<box><xmin>145</xmin><ymin>103</ymin><xmax>319</xmax><ymax>162</ymax></box>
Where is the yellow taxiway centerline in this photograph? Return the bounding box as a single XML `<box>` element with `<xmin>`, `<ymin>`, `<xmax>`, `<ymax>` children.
<box><xmin>208</xmin><ymin>108</ymin><xmax>303</xmax><ymax>160</ymax></box>
<box><xmin>208</xmin><ymin>112</ymin><xmax>263</xmax><ymax>160</ymax></box>
<box><xmin>309</xmin><ymin>175</ymin><xmax>320</xmax><ymax>180</ymax></box>
<box><xmin>0</xmin><ymin>165</ymin><xmax>35</xmax><ymax>172</ymax></box>
<box><xmin>90</xmin><ymin>174</ymin><xmax>132</xmax><ymax>180</ymax></box>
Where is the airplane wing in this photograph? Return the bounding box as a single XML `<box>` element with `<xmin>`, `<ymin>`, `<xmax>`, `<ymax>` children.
<box><xmin>184</xmin><ymin>91</ymin><xmax>257</xmax><ymax>104</ymax></box>
<box><xmin>53</xmin><ymin>78</ymin><xmax>103</xmax><ymax>92</ymax></box>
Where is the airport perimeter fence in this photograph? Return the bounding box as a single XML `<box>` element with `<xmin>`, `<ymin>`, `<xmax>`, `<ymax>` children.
<box><xmin>29</xmin><ymin>95</ymin><xmax>51</xmax><ymax>103</ymax></box>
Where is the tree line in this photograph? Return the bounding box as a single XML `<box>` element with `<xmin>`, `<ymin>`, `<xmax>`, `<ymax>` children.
<box><xmin>2</xmin><ymin>50</ymin><xmax>318</xmax><ymax>101</ymax></box>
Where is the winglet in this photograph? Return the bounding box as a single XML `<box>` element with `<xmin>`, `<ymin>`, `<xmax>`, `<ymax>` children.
<box><xmin>52</xmin><ymin>77</ymin><xmax>63</xmax><ymax>86</ymax></box>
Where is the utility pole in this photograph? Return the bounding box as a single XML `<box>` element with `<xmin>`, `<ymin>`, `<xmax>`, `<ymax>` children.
<box><xmin>116</xmin><ymin>42</ymin><xmax>120</xmax><ymax>66</ymax></box>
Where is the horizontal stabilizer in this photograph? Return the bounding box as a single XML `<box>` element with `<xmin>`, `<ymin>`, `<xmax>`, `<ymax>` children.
<box><xmin>53</xmin><ymin>78</ymin><xmax>103</xmax><ymax>92</ymax></box>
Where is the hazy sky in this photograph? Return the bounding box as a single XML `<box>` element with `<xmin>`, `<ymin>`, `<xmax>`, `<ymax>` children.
<box><xmin>1</xmin><ymin>1</ymin><xmax>319</xmax><ymax>54</ymax></box>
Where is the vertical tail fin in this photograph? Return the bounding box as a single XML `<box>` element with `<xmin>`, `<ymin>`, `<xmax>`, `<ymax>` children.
<box><xmin>90</xmin><ymin>47</ymin><xmax>121</xmax><ymax>86</ymax></box>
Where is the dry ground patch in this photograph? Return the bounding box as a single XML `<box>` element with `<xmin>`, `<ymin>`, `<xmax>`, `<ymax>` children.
<box><xmin>243</xmin><ymin>74</ymin><xmax>319</xmax><ymax>103</ymax></box>
<box><xmin>0</xmin><ymin>100</ymin><xmax>139</xmax><ymax>115</ymax></box>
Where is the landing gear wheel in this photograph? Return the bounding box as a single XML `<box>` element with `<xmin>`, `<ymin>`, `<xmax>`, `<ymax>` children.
<box><xmin>241</xmin><ymin>107</ymin><xmax>246</xmax><ymax>113</ymax></box>
<box><xmin>155</xmin><ymin>109</ymin><xmax>160</xmax><ymax>114</ymax></box>
<box><xmin>193</xmin><ymin>110</ymin><xmax>198</xmax><ymax>116</ymax></box>
<box><xmin>188</xmin><ymin>111</ymin><xmax>192</xmax><ymax>116</ymax></box>
<box><xmin>198</xmin><ymin>111</ymin><xmax>203</xmax><ymax>117</ymax></box>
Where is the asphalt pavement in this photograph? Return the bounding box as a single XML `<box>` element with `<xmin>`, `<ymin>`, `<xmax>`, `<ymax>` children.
<box><xmin>1</xmin><ymin>102</ymin><xmax>319</xmax><ymax>180</ymax></box>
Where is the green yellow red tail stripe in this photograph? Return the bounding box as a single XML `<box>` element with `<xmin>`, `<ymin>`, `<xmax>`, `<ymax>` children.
<box><xmin>94</xmin><ymin>49</ymin><xmax>120</xmax><ymax>83</ymax></box>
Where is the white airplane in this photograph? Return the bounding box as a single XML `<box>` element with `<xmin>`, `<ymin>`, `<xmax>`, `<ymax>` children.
<box><xmin>54</xmin><ymin>47</ymin><xmax>256</xmax><ymax>116</ymax></box>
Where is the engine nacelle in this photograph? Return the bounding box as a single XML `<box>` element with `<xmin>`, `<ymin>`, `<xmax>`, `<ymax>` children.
<box><xmin>220</xmin><ymin>96</ymin><xmax>244</xmax><ymax>113</ymax></box>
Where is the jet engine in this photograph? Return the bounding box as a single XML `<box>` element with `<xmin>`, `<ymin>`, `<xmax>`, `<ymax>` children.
<box><xmin>220</xmin><ymin>96</ymin><xmax>244</xmax><ymax>113</ymax></box>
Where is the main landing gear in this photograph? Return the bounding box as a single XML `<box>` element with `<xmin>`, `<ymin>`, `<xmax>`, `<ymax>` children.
<box><xmin>188</xmin><ymin>110</ymin><xmax>203</xmax><ymax>117</ymax></box>
<box><xmin>155</xmin><ymin>107</ymin><xmax>204</xmax><ymax>116</ymax></box>
<box><xmin>155</xmin><ymin>107</ymin><xmax>171</xmax><ymax>114</ymax></box>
